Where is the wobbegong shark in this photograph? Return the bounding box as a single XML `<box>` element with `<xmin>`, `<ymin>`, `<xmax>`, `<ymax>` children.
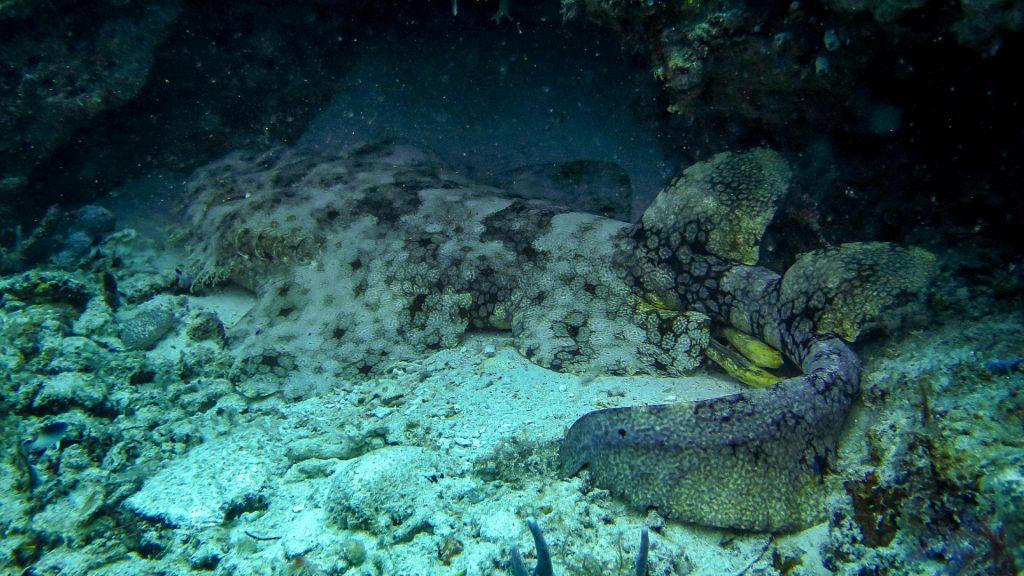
<box><xmin>180</xmin><ymin>140</ymin><xmax>934</xmax><ymax>532</ymax></box>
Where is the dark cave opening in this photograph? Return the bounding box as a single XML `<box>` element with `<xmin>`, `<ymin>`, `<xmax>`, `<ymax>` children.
<box><xmin>6</xmin><ymin>0</ymin><xmax>1024</xmax><ymax>268</ymax></box>
<box><xmin>23</xmin><ymin>0</ymin><xmax>678</xmax><ymax>222</ymax></box>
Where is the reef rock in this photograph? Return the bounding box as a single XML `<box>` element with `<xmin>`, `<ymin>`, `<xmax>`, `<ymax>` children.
<box><xmin>0</xmin><ymin>1</ymin><xmax>181</xmax><ymax>205</ymax></box>
<box><xmin>123</xmin><ymin>431</ymin><xmax>284</xmax><ymax>529</ymax></box>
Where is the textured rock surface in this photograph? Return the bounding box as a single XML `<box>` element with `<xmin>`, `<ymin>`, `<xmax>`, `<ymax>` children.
<box><xmin>326</xmin><ymin>446</ymin><xmax>448</xmax><ymax>534</ymax></box>
<box><xmin>560</xmin><ymin>0</ymin><xmax>1024</xmax><ymax>262</ymax></box>
<box><xmin>123</xmin><ymin>431</ymin><xmax>284</xmax><ymax>528</ymax></box>
<box><xmin>11</xmin><ymin>0</ymin><xmax>369</xmax><ymax>227</ymax></box>
<box><xmin>0</xmin><ymin>205</ymin><xmax>120</xmax><ymax>272</ymax></box>
<box><xmin>33</xmin><ymin>372</ymin><xmax>108</xmax><ymax>411</ymax></box>
<box><xmin>823</xmin><ymin>317</ymin><xmax>1024</xmax><ymax>573</ymax></box>
<box><xmin>825</xmin><ymin>0</ymin><xmax>1023</xmax><ymax>49</ymax></box>
<box><xmin>563</xmin><ymin>0</ymin><xmax>1020</xmax><ymax>133</ymax></box>
<box><xmin>0</xmin><ymin>0</ymin><xmax>181</xmax><ymax>207</ymax></box>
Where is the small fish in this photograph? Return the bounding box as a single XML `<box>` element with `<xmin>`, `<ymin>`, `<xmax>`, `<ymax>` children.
<box><xmin>24</xmin><ymin>420</ymin><xmax>69</xmax><ymax>457</ymax></box>
<box><xmin>174</xmin><ymin>267</ymin><xmax>195</xmax><ymax>291</ymax></box>
<box><xmin>15</xmin><ymin>421</ymin><xmax>67</xmax><ymax>491</ymax></box>
<box><xmin>984</xmin><ymin>357</ymin><xmax>1023</xmax><ymax>375</ymax></box>
<box><xmin>452</xmin><ymin>0</ymin><xmax>458</xmax><ymax>16</ymax></box>
<box><xmin>13</xmin><ymin>440</ymin><xmax>39</xmax><ymax>490</ymax></box>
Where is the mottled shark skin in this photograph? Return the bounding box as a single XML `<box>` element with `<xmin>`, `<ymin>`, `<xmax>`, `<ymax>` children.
<box><xmin>181</xmin><ymin>140</ymin><xmax>709</xmax><ymax>378</ymax></box>
<box><xmin>181</xmin><ymin>141</ymin><xmax>932</xmax><ymax>532</ymax></box>
<box><xmin>559</xmin><ymin>260</ymin><xmax>862</xmax><ymax>531</ymax></box>
<box><xmin>559</xmin><ymin>151</ymin><xmax>933</xmax><ymax>532</ymax></box>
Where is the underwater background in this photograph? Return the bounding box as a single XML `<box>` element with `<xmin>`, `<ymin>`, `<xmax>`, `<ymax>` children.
<box><xmin>1</xmin><ymin>0</ymin><xmax>1022</xmax><ymax>575</ymax></box>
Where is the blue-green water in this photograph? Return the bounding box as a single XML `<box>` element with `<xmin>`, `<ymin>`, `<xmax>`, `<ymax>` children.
<box><xmin>1</xmin><ymin>1</ymin><xmax>1022</xmax><ymax>575</ymax></box>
